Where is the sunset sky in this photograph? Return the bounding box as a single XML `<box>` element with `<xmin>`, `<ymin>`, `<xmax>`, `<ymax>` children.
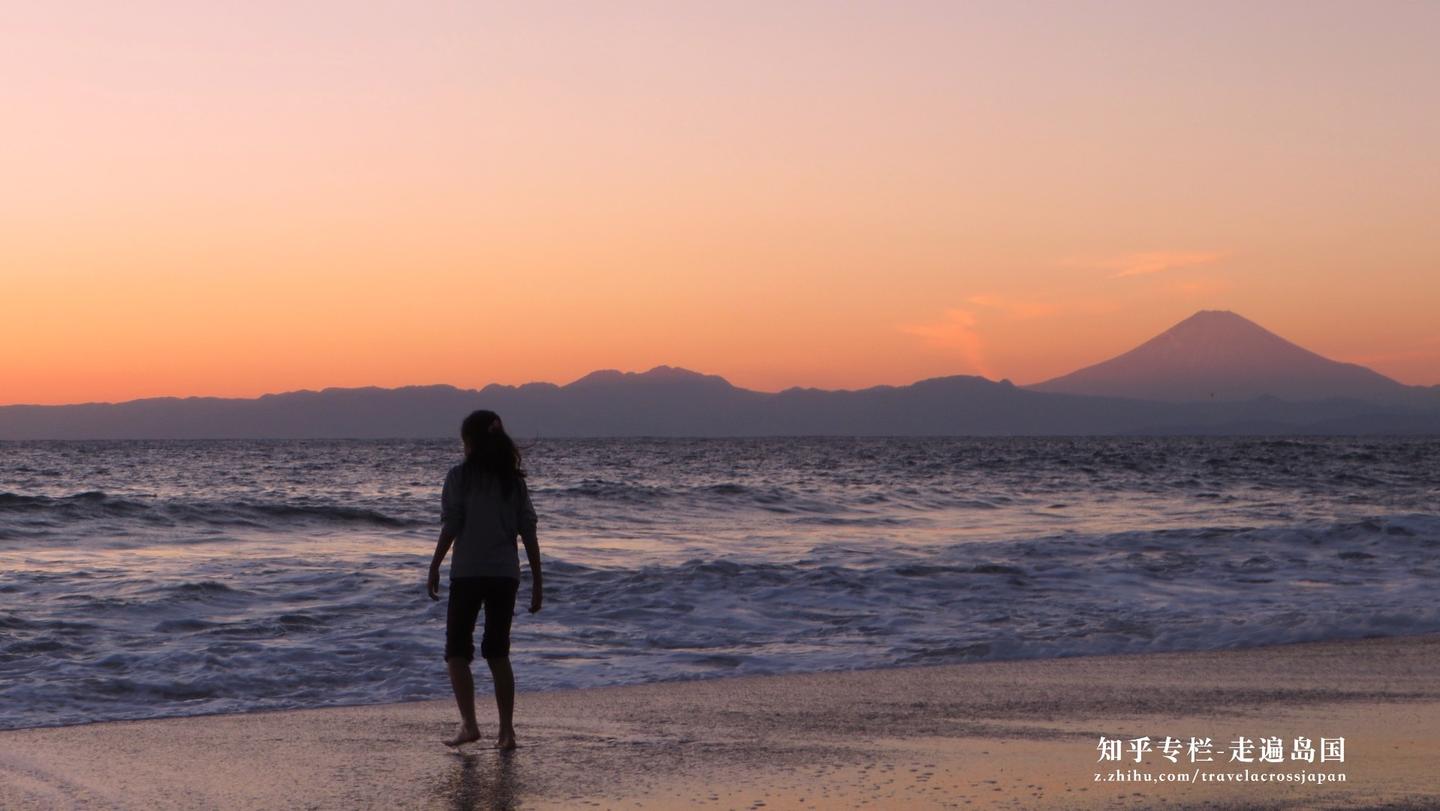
<box><xmin>4</xmin><ymin>1</ymin><xmax>1438</xmax><ymax>405</ymax></box>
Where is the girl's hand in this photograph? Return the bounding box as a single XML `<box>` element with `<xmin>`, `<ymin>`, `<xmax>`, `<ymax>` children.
<box><xmin>427</xmin><ymin>566</ymin><xmax>441</xmax><ymax>601</ymax></box>
<box><xmin>529</xmin><ymin>580</ymin><xmax>543</xmax><ymax>614</ymax></box>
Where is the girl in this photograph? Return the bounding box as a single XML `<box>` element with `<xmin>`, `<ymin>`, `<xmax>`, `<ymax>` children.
<box><xmin>427</xmin><ymin>409</ymin><xmax>542</xmax><ymax>749</ymax></box>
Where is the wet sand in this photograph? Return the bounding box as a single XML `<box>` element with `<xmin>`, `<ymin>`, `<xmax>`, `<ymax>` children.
<box><xmin>3</xmin><ymin>634</ymin><xmax>1439</xmax><ymax>809</ymax></box>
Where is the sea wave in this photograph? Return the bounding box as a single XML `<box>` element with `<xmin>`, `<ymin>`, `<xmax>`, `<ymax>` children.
<box><xmin>0</xmin><ymin>490</ymin><xmax>418</xmax><ymax>533</ymax></box>
<box><xmin>4</xmin><ymin>436</ymin><xmax>1439</xmax><ymax>729</ymax></box>
<box><xmin>3</xmin><ymin>512</ymin><xmax>1438</xmax><ymax>730</ymax></box>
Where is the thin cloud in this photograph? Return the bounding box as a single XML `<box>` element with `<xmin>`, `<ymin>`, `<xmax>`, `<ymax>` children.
<box><xmin>898</xmin><ymin>309</ymin><xmax>993</xmax><ymax>378</ymax></box>
<box><xmin>966</xmin><ymin>293</ymin><xmax>1123</xmax><ymax>319</ymax></box>
<box><xmin>1070</xmin><ymin>251</ymin><xmax>1224</xmax><ymax>279</ymax></box>
<box><xmin>965</xmin><ymin>294</ymin><xmax>1059</xmax><ymax>319</ymax></box>
<box><xmin>1170</xmin><ymin>276</ymin><xmax>1232</xmax><ymax>297</ymax></box>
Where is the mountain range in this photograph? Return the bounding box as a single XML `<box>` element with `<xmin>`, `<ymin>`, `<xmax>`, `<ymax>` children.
<box><xmin>2</xmin><ymin>311</ymin><xmax>1436</xmax><ymax>438</ymax></box>
<box><xmin>1030</xmin><ymin>310</ymin><xmax>1422</xmax><ymax>405</ymax></box>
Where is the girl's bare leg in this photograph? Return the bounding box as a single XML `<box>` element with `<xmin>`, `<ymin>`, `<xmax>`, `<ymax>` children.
<box><xmin>444</xmin><ymin>657</ymin><xmax>481</xmax><ymax>746</ymax></box>
<box><xmin>486</xmin><ymin>655</ymin><xmax>517</xmax><ymax>749</ymax></box>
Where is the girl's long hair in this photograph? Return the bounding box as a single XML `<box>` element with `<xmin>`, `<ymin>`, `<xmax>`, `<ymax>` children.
<box><xmin>459</xmin><ymin>409</ymin><xmax>525</xmax><ymax>500</ymax></box>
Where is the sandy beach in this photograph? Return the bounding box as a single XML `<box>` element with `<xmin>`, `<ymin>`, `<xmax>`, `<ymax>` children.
<box><xmin>3</xmin><ymin>634</ymin><xmax>1438</xmax><ymax>810</ymax></box>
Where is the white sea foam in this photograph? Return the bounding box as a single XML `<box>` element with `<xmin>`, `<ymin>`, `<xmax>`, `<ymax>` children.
<box><xmin>1</xmin><ymin>437</ymin><xmax>1438</xmax><ymax>729</ymax></box>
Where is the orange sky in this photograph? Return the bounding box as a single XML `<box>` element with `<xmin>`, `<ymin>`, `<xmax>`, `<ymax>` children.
<box><xmin>3</xmin><ymin>2</ymin><xmax>1438</xmax><ymax>405</ymax></box>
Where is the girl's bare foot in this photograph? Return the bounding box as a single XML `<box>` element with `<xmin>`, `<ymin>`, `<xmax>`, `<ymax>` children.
<box><xmin>496</xmin><ymin>729</ymin><xmax>518</xmax><ymax>750</ymax></box>
<box><xmin>444</xmin><ymin>724</ymin><xmax>481</xmax><ymax>747</ymax></box>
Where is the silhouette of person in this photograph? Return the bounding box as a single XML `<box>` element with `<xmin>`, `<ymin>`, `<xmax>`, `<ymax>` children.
<box><xmin>427</xmin><ymin>409</ymin><xmax>542</xmax><ymax>749</ymax></box>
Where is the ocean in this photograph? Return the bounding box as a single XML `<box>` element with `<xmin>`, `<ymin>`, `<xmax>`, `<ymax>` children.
<box><xmin>2</xmin><ymin>436</ymin><xmax>1438</xmax><ymax>730</ymax></box>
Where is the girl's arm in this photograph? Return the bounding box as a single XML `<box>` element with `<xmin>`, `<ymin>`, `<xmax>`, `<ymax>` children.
<box><xmin>522</xmin><ymin>534</ymin><xmax>542</xmax><ymax>613</ymax></box>
<box><xmin>431</xmin><ymin>467</ymin><xmax>463</xmax><ymax>600</ymax></box>
<box><xmin>427</xmin><ymin>528</ymin><xmax>456</xmax><ymax>600</ymax></box>
<box><xmin>519</xmin><ymin>479</ymin><xmax>542</xmax><ymax>613</ymax></box>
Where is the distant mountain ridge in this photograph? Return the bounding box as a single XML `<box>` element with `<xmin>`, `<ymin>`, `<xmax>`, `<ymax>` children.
<box><xmin>1029</xmin><ymin>310</ymin><xmax>1415</xmax><ymax>404</ymax></box>
<box><xmin>3</xmin><ymin>313</ymin><xmax>1437</xmax><ymax>438</ymax></box>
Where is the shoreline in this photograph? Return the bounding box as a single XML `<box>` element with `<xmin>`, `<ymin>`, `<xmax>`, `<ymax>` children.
<box><xmin>6</xmin><ymin>629</ymin><xmax>1431</xmax><ymax>735</ymax></box>
<box><xmin>4</xmin><ymin>633</ymin><xmax>1440</xmax><ymax>808</ymax></box>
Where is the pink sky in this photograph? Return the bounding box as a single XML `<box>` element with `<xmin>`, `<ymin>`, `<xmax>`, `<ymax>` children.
<box><xmin>3</xmin><ymin>1</ymin><xmax>1438</xmax><ymax>404</ymax></box>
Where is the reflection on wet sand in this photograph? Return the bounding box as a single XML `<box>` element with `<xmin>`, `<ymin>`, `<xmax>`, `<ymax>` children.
<box><xmin>440</xmin><ymin>748</ymin><xmax>520</xmax><ymax>810</ymax></box>
<box><xmin>5</xmin><ymin>636</ymin><xmax>1440</xmax><ymax>809</ymax></box>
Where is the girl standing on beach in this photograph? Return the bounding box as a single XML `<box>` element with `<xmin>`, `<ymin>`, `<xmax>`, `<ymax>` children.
<box><xmin>427</xmin><ymin>409</ymin><xmax>543</xmax><ymax>749</ymax></box>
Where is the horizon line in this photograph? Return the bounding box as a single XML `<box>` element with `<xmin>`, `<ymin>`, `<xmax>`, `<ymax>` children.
<box><xmin>8</xmin><ymin>309</ymin><xmax>1438</xmax><ymax>408</ymax></box>
<box><xmin>0</xmin><ymin>367</ymin><xmax>1019</xmax><ymax>409</ymax></box>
